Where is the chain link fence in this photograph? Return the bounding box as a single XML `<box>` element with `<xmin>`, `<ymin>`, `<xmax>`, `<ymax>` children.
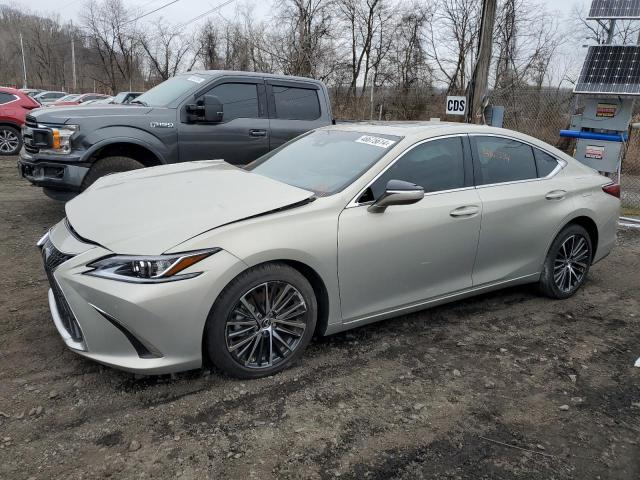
<box><xmin>330</xmin><ymin>85</ymin><xmax>640</xmax><ymax>211</ymax></box>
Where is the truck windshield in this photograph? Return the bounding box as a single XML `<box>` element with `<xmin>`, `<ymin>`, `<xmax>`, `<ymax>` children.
<box><xmin>134</xmin><ymin>74</ymin><xmax>208</xmax><ymax>107</ymax></box>
<box><xmin>248</xmin><ymin>130</ymin><xmax>403</xmax><ymax>196</ymax></box>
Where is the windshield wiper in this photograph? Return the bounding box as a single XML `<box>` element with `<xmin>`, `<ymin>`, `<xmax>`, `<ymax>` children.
<box><xmin>130</xmin><ymin>99</ymin><xmax>148</xmax><ymax>106</ymax></box>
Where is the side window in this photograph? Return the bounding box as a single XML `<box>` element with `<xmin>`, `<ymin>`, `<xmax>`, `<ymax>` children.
<box><xmin>0</xmin><ymin>92</ymin><xmax>16</xmax><ymax>104</ymax></box>
<box><xmin>533</xmin><ymin>148</ymin><xmax>559</xmax><ymax>177</ymax></box>
<box><xmin>472</xmin><ymin>136</ymin><xmax>537</xmax><ymax>185</ymax></box>
<box><xmin>209</xmin><ymin>83</ymin><xmax>259</xmax><ymax>121</ymax></box>
<box><xmin>368</xmin><ymin>137</ymin><xmax>466</xmax><ymax>200</ymax></box>
<box><xmin>272</xmin><ymin>85</ymin><xmax>320</xmax><ymax>120</ymax></box>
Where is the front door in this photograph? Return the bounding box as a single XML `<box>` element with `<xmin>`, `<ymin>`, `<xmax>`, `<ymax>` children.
<box><xmin>178</xmin><ymin>79</ymin><xmax>269</xmax><ymax>165</ymax></box>
<box><xmin>337</xmin><ymin>135</ymin><xmax>482</xmax><ymax>322</ymax></box>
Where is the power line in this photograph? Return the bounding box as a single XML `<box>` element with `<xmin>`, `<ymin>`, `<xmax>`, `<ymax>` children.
<box><xmin>178</xmin><ymin>0</ymin><xmax>235</xmax><ymax>28</ymax></box>
<box><xmin>123</xmin><ymin>0</ymin><xmax>181</xmax><ymax>26</ymax></box>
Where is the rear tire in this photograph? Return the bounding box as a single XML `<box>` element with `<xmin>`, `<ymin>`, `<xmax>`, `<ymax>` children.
<box><xmin>539</xmin><ymin>224</ymin><xmax>592</xmax><ymax>299</ymax></box>
<box><xmin>80</xmin><ymin>156</ymin><xmax>145</xmax><ymax>191</ymax></box>
<box><xmin>205</xmin><ymin>263</ymin><xmax>317</xmax><ymax>379</ymax></box>
<box><xmin>0</xmin><ymin>126</ymin><xmax>21</xmax><ymax>155</ymax></box>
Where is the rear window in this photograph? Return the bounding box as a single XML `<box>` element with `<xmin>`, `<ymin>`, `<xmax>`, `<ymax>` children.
<box><xmin>533</xmin><ymin>148</ymin><xmax>559</xmax><ymax>177</ymax></box>
<box><xmin>0</xmin><ymin>92</ymin><xmax>16</xmax><ymax>104</ymax></box>
<box><xmin>272</xmin><ymin>85</ymin><xmax>320</xmax><ymax>120</ymax></box>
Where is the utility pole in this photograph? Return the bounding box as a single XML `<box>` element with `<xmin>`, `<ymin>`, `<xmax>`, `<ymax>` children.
<box><xmin>19</xmin><ymin>32</ymin><xmax>27</xmax><ymax>89</ymax></box>
<box><xmin>71</xmin><ymin>38</ymin><xmax>77</xmax><ymax>91</ymax></box>
<box><xmin>466</xmin><ymin>0</ymin><xmax>497</xmax><ymax>124</ymax></box>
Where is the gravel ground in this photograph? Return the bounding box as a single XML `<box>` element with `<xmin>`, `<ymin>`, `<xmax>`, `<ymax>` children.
<box><xmin>1</xmin><ymin>156</ymin><xmax>639</xmax><ymax>479</ymax></box>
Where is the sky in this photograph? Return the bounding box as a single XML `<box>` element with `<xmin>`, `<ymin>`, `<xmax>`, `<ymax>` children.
<box><xmin>2</xmin><ymin>0</ymin><xmax>592</xmax><ymax>86</ymax></box>
<box><xmin>3</xmin><ymin>0</ymin><xmax>587</xmax><ymax>29</ymax></box>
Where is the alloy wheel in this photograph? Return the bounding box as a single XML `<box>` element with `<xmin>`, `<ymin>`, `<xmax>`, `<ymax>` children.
<box><xmin>0</xmin><ymin>129</ymin><xmax>19</xmax><ymax>154</ymax></box>
<box><xmin>225</xmin><ymin>281</ymin><xmax>308</xmax><ymax>369</ymax></box>
<box><xmin>553</xmin><ymin>234</ymin><xmax>590</xmax><ymax>293</ymax></box>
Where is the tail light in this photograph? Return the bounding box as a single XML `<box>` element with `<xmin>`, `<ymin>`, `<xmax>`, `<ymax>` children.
<box><xmin>602</xmin><ymin>183</ymin><xmax>620</xmax><ymax>198</ymax></box>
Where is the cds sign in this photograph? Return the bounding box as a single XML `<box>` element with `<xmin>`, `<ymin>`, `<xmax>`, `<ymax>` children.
<box><xmin>446</xmin><ymin>96</ymin><xmax>466</xmax><ymax>116</ymax></box>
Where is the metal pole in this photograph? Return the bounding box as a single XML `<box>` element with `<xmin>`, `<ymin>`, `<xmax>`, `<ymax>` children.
<box><xmin>369</xmin><ymin>70</ymin><xmax>375</xmax><ymax>120</ymax></box>
<box><xmin>19</xmin><ymin>32</ymin><xmax>27</xmax><ymax>89</ymax></box>
<box><xmin>71</xmin><ymin>38</ymin><xmax>77</xmax><ymax>91</ymax></box>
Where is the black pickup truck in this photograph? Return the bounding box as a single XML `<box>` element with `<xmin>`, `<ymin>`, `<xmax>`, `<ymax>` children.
<box><xmin>18</xmin><ymin>71</ymin><xmax>333</xmax><ymax>200</ymax></box>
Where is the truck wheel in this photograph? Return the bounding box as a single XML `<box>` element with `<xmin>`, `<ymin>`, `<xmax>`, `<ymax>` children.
<box><xmin>81</xmin><ymin>156</ymin><xmax>145</xmax><ymax>191</ymax></box>
<box><xmin>0</xmin><ymin>126</ymin><xmax>22</xmax><ymax>155</ymax></box>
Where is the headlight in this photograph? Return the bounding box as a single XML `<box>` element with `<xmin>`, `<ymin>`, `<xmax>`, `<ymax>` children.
<box><xmin>84</xmin><ymin>248</ymin><xmax>220</xmax><ymax>283</ymax></box>
<box><xmin>40</xmin><ymin>124</ymin><xmax>78</xmax><ymax>154</ymax></box>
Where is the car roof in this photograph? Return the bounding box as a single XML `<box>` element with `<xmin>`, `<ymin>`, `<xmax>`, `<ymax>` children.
<box><xmin>317</xmin><ymin>121</ymin><xmax>571</xmax><ymax>159</ymax></box>
<box><xmin>183</xmin><ymin>70</ymin><xmax>326</xmax><ymax>85</ymax></box>
<box><xmin>0</xmin><ymin>86</ymin><xmax>22</xmax><ymax>94</ymax></box>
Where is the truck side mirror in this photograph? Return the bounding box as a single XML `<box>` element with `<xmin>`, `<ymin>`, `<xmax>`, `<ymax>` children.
<box><xmin>186</xmin><ymin>95</ymin><xmax>224</xmax><ymax>123</ymax></box>
<box><xmin>203</xmin><ymin>95</ymin><xmax>223</xmax><ymax>122</ymax></box>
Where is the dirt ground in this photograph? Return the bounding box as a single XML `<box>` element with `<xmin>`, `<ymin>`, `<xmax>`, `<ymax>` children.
<box><xmin>1</xmin><ymin>156</ymin><xmax>639</xmax><ymax>480</ymax></box>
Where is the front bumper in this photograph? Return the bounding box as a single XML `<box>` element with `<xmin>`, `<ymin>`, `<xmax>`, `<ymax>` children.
<box><xmin>40</xmin><ymin>220</ymin><xmax>248</xmax><ymax>374</ymax></box>
<box><xmin>18</xmin><ymin>150</ymin><xmax>89</xmax><ymax>193</ymax></box>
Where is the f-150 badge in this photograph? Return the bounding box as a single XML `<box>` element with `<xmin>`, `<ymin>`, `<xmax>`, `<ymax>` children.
<box><xmin>150</xmin><ymin>122</ymin><xmax>174</xmax><ymax>128</ymax></box>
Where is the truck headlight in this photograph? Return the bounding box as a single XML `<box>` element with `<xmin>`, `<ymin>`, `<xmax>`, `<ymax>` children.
<box><xmin>84</xmin><ymin>248</ymin><xmax>220</xmax><ymax>283</ymax></box>
<box><xmin>40</xmin><ymin>124</ymin><xmax>79</xmax><ymax>154</ymax></box>
<box><xmin>52</xmin><ymin>125</ymin><xmax>79</xmax><ymax>153</ymax></box>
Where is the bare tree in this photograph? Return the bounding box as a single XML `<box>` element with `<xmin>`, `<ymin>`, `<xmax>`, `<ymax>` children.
<box><xmin>426</xmin><ymin>0</ymin><xmax>480</xmax><ymax>93</ymax></box>
<box><xmin>81</xmin><ymin>0</ymin><xmax>140</xmax><ymax>93</ymax></box>
<box><xmin>139</xmin><ymin>19</ymin><xmax>197</xmax><ymax>81</ymax></box>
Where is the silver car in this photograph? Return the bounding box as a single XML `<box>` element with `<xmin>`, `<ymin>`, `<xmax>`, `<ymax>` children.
<box><xmin>39</xmin><ymin>123</ymin><xmax>620</xmax><ymax>378</ymax></box>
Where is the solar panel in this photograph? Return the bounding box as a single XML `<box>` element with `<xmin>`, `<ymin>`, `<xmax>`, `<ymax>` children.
<box><xmin>587</xmin><ymin>0</ymin><xmax>640</xmax><ymax>19</ymax></box>
<box><xmin>574</xmin><ymin>45</ymin><xmax>640</xmax><ymax>95</ymax></box>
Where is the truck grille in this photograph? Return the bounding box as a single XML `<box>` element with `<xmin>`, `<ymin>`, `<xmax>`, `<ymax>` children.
<box><xmin>41</xmin><ymin>238</ymin><xmax>83</xmax><ymax>342</ymax></box>
<box><xmin>25</xmin><ymin>115</ymin><xmax>38</xmax><ymax>129</ymax></box>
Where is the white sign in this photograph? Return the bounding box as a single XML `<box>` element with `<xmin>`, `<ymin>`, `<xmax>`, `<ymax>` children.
<box><xmin>585</xmin><ymin>145</ymin><xmax>604</xmax><ymax>160</ymax></box>
<box><xmin>446</xmin><ymin>96</ymin><xmax>466</xmax><ymax>116</ymax></box>
<box><xmin>187</xmin><ymin>75</ymin><xmax>205</xmax><ymax>84</ymax></box>
<box><xmin>355</xmin><ymin>135</ymin><xmax>396</xmax><ymax>149</ymax></box>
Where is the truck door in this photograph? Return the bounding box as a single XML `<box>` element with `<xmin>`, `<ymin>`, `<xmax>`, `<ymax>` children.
<box><xmin>178</xmin><ymin>78</ymin><xmax>270</xmax><ymax>165</ymax></box>
<box><xmin>266</xmin><ymin>80</ymin><xmax>330</xmax><ymax>150</ymax></box>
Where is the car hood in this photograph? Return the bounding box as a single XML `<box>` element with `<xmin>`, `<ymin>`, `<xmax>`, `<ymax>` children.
<box><xmin>29</xmin><ymin>105</ymin><xmax>153</xmax><ymax>124</ymax></box>
<box><xmin>65</xmin><ymin>160</ymin><xmax>314</xmax><ymax>254</ymax></box>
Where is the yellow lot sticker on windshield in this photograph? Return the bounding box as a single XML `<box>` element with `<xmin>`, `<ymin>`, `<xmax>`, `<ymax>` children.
<box><xmin>355</xmin><ymin>135</ymin><xmax>396</xmax><ymax>149</ymax></box>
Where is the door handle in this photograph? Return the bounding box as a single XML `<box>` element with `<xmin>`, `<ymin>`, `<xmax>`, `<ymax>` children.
<box><xmin>449</xmin><ymin>205</ymin><xmax>480</xmax><ymax>217</ymax></box>
<box><xmin>249</xmin><ymin>129</ymin><xmax>267</xmax><ymax>137</ymax></box>
<box><xmin>545</xmin><ymin>190</ymin><xmax>566</xmax><ymax>200</ymax></box>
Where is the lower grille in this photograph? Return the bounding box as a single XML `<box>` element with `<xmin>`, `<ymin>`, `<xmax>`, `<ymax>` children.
<box><xmin>41</xmin><ymin>238</ymin><xmax>83</xmax><ymax>342</ymax></box>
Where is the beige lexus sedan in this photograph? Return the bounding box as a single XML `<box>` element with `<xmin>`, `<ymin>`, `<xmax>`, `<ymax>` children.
<box><xmin>39</xmin><ymin>122</ymin><xmax>620</xmax><ymax>378</ymax></box>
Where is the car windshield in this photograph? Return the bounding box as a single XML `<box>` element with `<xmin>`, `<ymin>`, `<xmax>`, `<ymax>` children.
<box><xmin>134</xmin><ymin>74</ymin><xmax>208</xmax><ymax>107</ymax></box>
<box><xmin>248</xmin><ymin>130</ymin><xmax>403</xmax><ymax>196</ymax></box>
<box><xmin>57</xmin><ymin>94</ymin><xmax>80</xmax><ymax>102</ymax></box>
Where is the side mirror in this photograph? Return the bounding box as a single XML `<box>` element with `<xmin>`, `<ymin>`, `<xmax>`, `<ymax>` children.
<box><xmin>203</xmin><ymin>94</ymin><xmax>223</xmax><ymax>122</ymax></box>
<box><xmin>367</xmin><ymin>179</ymin><xmax>424</xmax><ymax>213</ymax></box>
<box><xmin>186</xmin><ymin>94</ymin><xmax>224</xmax><ymax>122</ymax></box>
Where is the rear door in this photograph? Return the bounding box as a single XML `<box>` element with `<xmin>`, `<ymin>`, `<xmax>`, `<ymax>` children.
<box><xmin>178</xmin><ymin>78</ymin><xmax>270</xmax><ymax>165</ymax></box>
<box><xmin>469</xmin><ymin>135</ymin><xmax>575</xmax><ymax>285</ymax></box>
<box><xmin>266</xmin><ymin>80</ymin><xmax>328</xmax><ymax>150</ymax></box>
<box><xmin>338</xmin><ymin>135</ymin><xmax>482</xmax><ymax>321</ymax></box>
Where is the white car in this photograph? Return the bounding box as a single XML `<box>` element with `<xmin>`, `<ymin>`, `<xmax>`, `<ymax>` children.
<box><xmin>39</xmin><ymin>123</ymin><xmax>620</xmax><ymax>378</ymax></box>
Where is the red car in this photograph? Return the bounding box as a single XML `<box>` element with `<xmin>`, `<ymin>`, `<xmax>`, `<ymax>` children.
<box><xmin>51</xmin><ymin>93</ymin><xmax>110</xmax><ymax>107</ymax></box>
<box><xmin>0</xmin><ymin>87</ymin><xmax>40</xmax><ymax>155</ymax></box>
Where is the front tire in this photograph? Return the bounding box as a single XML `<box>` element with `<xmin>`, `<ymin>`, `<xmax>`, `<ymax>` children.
<box><xmin>80</xmin><ymin>156</ymin><xmax>144</xmax><ymax>191</ymax></box>
<box><xmin>0</xmin><ymin>126</ymin><xmax>21</xmax><ymax>155</ymax></box>
<box><xmin>205</xmin><ymin>263</ymin><xmax>317</xmax><ymax>379</ymax></box>
<box><xmin>539</xmin><ymin>224</ymin><xmax>592</xmax><ymax>299</ymax></box>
